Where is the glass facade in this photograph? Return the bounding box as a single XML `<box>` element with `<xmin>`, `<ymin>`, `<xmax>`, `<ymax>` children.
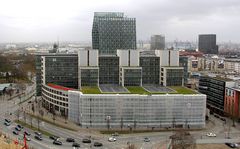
<box><xmin>80</xmin><ymin>68</ymin><xmax>99</xmax><ymax>86</ymax></box>
<box><xmin>122</xmin><ymin>68</ymin><xmax>142</xmax><ymax>86</ymax></box>
<box><xmin>44</xmin><ymin>56</ymin><xmax>78</xmax><ymax>89</ymax></box>
<box><xmin>99</xmin><ymin>56</ymin><xmax>119</xmax><ymax>84</ymax></box>
<box><xmin>166</xmin><ymin>69</ymin><xmax>184</xmax><ymax>86</ymax></box>
<box><xmin>68</xmin><ymin>92</ymin><xmax>206</xmax><ymax>128</ymax></box>
<box><xmin>198</xmin><ymin>76</ymin><xmax>226</xmax><ymax>114</ymax></box>
<box><xmin>140</xmin><ymin>57</ymin><xmax>160</xmax><ymax>84</ymax></box>
<box><xmin>92</xmin><ymin>12</ymin><xmax>136</xmax><ymax>55</ymax></box>
<box><xmin>35</xmin><ymin>55</ymin><xmax>42</xmax><ymax>96</ymax></box>
<box><xmin>179</xmin><ymin>56</ymin><xmax>189</xmax><ymax>85</ymax></box>
<box><xmin>42</xmin><ymin>84</ymin><xmax>68</xmax><ymax>116</ymax></box>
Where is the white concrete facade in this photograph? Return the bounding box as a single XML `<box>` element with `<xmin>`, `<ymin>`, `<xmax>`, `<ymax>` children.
<box><xmin>117</xmin><ymin>49</ymin><xmax>139</xmax><ymax>67</ymax></box>
<box><xmin>155</xmin><ymin>50</ymin><xmax>179</xmax><ymax>67</ymax></box>
<box><xmin>78</xmin><ymin>50</ymin><xmax>98</xmax><ymax>67</ymax></box>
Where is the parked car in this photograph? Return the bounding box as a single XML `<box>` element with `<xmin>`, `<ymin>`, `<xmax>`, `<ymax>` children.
<box><xmin>66</xmin><ymin>137</ymin><xmax>75</xmax><ymax>142</ymax></box>
<box><xmin>15</xmin><ymin>127</ymin><xmax>21</xmax><ymax>131</ymax></box>
<box><xmin>5</xmin><ymin>119</ymin><xmax>11</xmax><ymax>123</ymax></box>
<box><xmin>108</xmin><ymin>137</ymin><xmax>116</xmax><ymax>142</ymax></box>
<box><xmin>206</xmin><ymin>132</ymin><xmax>216</xmax><ymax>137</ymax></box>
<box><xmin>24</xmin><ymin>131</ymin><xmax>31</xmax><ymax>136</ymax></box>
<box><xmin>72</xmin><ymin>142</ymin><xmax>80</xmax><ymax>147</ymax></box>
<box><xmin>13</xmin><ymin>130</ymin><xmax>19</xmax><ymax>135</ymax></box>
<box><xmin>16</xmin><ymin>124</ymin><xmax>23</xmax><ymax>129</ymax></box>
<box><xmin>34</xmin><ymin>132</ymin><xmax>41</xmax><ymax>136</ymax></box>
<box><xmin>82</xmin><ymin>138</ymin><xmax>91</xmax><ymax>143</ymax></box>
<box><xmin>49</xmin><ymin>135</ymin><xmax>59</xmax><ymax>140</ymax></box>
<box><xmin>34</xmin><ymin>135</ymin><xmax>42</xmax><ymax>141</ymax></box>
<box><xmin>144</xmin><ymin>137</ymin><xmax>150</xmax><ymax>142</ymax></box>
<box><xmin>4</xmin><ymin>121</ymin><xmax>11</xmax><ymax>126</ymax></box>
<box><xmin>94</xmin><ymin>142</ymin><xmax>103</xmax><ymax>147</ymax></box>
<box><xmin>225</xmin><ymin>143</ymin><xmax>238</xmax><ymax>148</ymax></box>
<box><xmin>23</xmin><ymin>136</ymin><xmax>31</xmax><ymax>141</ymax></box>
<box><xmin>53</xmin><ymin>140</ymin><xmax>62</xmax><ymax>145</ymax></box>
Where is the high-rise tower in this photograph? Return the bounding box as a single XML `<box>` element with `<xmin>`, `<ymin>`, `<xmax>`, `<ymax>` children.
<box><xmin>92</xmin><ymin>12</ymin><xmax>136</xmax><ymax>55</ymax></box>
<box><xmin>198</xmin><ymin>34</ymin><xmax>218</xmax><ymax>54</ymax></box>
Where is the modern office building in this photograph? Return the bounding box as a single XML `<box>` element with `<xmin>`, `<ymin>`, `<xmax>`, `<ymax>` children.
<box><xmin>179</xmin><ymin>56</ymin><xmax>189</xmax><ymax>85</ymax></box>
<box><xmin>68</xmin><ymin>91</ymin><xmax>206</xmax><ymax>128</ymax></box>
<box><xmin>140</xmin><ymin>51</ymin><xmax>160</xmax><ymax>85</ymax></box>
<box><xmin>160</xmin><ymin>67</ymin><xmax>184</xmax><ymax>86</ymax></box>
<box><xmin>198</xmin><ymin>76</ymin><xmax>235</xmax><ymax>115</ymax></box>
<box><xmin>225</xmin><ymin>86</ymin><xmax>240</xmax><ymax>121</ymax></box>
<box><xmin>99</xmin><ymin>55</ymin><xmax>119</xmax><ymax>84</ymax></box>
<box><xmin>92</xmin><ymin>12</ymin><xmax>136</xmax><ymax>55</ymax></box>
<box><xmin>35</xmin><ymin>53</ymin><xmax>78</xmax><ymax>96</ymax></box>
<box><xmin>150</xmin><ymin>35</ymin><xmax>165</xmax><ymax>50</ymax></box>
<box><xmin>37</xmin><ymin>49</ymin><xmax>205</xmax><ymax>129</ymax></box>
<box><xmin>198</xmin><ymin>34</ymin><xmax>218</xmax><ymax>54</ymax></box>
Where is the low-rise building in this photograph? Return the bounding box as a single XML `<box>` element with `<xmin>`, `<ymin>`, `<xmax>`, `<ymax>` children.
<box><xmin>198</xmin><ymin>75</ymin><xmax>235</xmax><ymax>115</ymax></box>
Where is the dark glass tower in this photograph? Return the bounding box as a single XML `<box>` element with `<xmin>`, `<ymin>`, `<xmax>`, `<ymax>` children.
<box><xmin>198</xmin><ymin>34</ymin><xmax>218</xmax><ymax>54</ymax></box>
<box><xmin>92</xmin><ymin>12</ymin><xmax>136</xmax><ymax>55</ymax></box>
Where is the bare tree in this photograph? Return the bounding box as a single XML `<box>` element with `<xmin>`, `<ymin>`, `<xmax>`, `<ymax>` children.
<box><xmin>172</xmin><ymin>117</ymin><xmax>176</xmax><ymax>129</ymax></box>
<box><xmin>126</xmin><ymin>143</ymin><xmax>137</xmax><ymax>149</ymax></box>
<box><xmin>23</xmin><ymin>110</ymin><xmax>26</xmax><ymax>123</ymax></box>
<box><xmin>31</xmin><ymin>103</ymin><xmax>35</xmax><ymax>114</ymax></box>
<box><xmin>37</xmin><ymin>117</ymin><xmax>40</xmax><ymax>130</ymax></box>
<box><xmin>170</xmin><ymin>130</ymin><xmax>196</xmax><ymax>149</ymax></box>
<box><xmin>16</xmin><ymin>109</ymin><xmax>20</xmax><ymax>121</ymax></box>
<box><xmin>133</xmin><ymin>120</ymin><xmax>137</xmax><ymax>130</ymax></box>
<box><xmin>120</xmin><ymin>117</ymin><xmax>123</xmax><ymax>130</ymax></box>
<box><xmin>64</xmin><ymin>110</ymin><xmax>68</xmax><ymax>124</ymax></box>
<box><xmin>39</xmin><ymin>109</ymin><xmax>44</xmax><ymax>120</ymax></box>
<box><xmin>29</xmin><ymin>115</ymin><xmax>33</xmax><ymax>128</ymax></box>
<box><xmin>52</xmin><ymin>106</ymin><xmax>56</xmax><ymax>124</ymax></box>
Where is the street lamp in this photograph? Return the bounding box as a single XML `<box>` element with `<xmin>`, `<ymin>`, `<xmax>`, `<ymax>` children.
<box><xmin>106</xmin><ymin>116</ymin><xmax>111</xmax><ymax>130</ymax></box>
<box><xmin>186</xmin><ymin>102</ymin><xmax>191</xmax><ymax>129</ymax></box>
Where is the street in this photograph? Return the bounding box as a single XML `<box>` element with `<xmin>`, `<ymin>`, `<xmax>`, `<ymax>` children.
<box><xmin>1</xmin><ymin>84</ymin><xmax>240</xmax><ymax>149</ymax></box>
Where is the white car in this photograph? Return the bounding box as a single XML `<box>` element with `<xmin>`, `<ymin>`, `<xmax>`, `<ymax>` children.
<box><xmin>206</xmin><ymin>132</ymin><xmax>216</xmax><ymax>137</ymax></box>
<box><xmin>108</xmin><ymin>137</ymin><xmax>116</xmax><ymax>142</ymax></box>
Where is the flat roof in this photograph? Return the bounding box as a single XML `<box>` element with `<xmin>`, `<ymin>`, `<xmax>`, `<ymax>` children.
<box><xmin>80</xmin><ymin>85</ymin><xmax>198</xmax><ymax>95</ymax></box>
<box><xmin>47</xmin><ymin>83</ymin><xmax>73</xmax><ymax>91</ymax></box>
<box><xmin>99</xmin><ymin>84</ymin><xmax>129</xmax><ymax>93</ymax></box>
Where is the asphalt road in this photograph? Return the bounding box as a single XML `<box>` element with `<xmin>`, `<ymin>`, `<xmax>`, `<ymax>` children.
<box><xmin>1</xmin><ymin>84</ymin><xmax>240</xmax><ymax>149</ymax></box>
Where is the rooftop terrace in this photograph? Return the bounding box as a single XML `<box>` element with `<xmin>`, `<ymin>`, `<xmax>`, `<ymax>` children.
<box><xmin>47</xmin><ymin>83</ymin><xmax>198</xmax><ymax>94</ymax></box>
<box><xmin>80</xmin><ymin>85</ymin><xmax>198</xmax><ymax>95</ymax></box>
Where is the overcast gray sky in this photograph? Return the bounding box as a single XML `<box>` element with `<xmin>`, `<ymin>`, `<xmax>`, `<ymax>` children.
<box><xmin>0</xmin><ymin>0</ymin><xmax>240</xmax><ymax>43</ymax></box>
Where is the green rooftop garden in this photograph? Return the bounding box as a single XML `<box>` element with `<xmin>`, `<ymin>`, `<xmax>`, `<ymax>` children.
<box><xmin>80</xmin><ymin>86</ymin><xmax>102</xmax><ymax>94</ymax></box>
<box><xmin>126</xmin><ymin>86</ymin><xmax>150</xmax><ymax>95</ymax></box>
<box><xmin>79</xmin><ymin>86</ymin><xmax>198</xmax><ymax>95</ymax></box>
<box><xmin>169</xmin><ymin>86</ymin><xmax>197</xmax><ymax>94</ymax></box>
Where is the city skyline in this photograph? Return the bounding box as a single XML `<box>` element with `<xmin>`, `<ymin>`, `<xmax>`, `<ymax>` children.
<box><xmin>0</xmin><ymin>0</ymin><xmax>240</xmax><ymax>43</ymax></box>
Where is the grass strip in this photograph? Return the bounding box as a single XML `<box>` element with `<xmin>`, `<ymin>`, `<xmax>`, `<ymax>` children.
<box><xmin>28</xmin><ymin>113</ymin><xmax>77</xmax><ymax>131</ymax></box>
<box><xmin>14</xmin><ymin>120</ymin><xmax>54</xmax><ymax>137</ymax></box>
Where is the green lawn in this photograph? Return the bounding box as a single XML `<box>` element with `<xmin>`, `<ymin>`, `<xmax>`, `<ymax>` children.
<box><xmin>169</xmin><ymin>86</ymin><xmax>197</xmax><ymax>94</ymax></box>
<box><xmin>126</xmin><ymin>86</ymin><xmax>150</xmax><ymax>95</ymax></box>
<box><xmin>80</xmin><ymin>86</ymin><xmax>102</xmax><ymax>94</ymax></box>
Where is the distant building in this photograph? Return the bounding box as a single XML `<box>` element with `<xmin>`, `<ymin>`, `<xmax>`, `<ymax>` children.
<box><xmin>150</xmin><ymin>35</ymin><xmax>165</xmax><ymax>50</ymax></box>
<box><xmin>198</xmin><ymin>34</ymin><xmax>218</xmax><ymax>54</ymax></box>
<box><xmin>225</xmin><ymin>58</ymin><xmax>240</xmax><ymax>73</ymax></box>
<box><xmin>92</xmin><ymin>12</ymin><xmax>136</xmax><ymax>55</ymax></box>
<box><xmin>198</xmin><ymin>76</ymin><xmax>235</xmax><ymax>115</ymax></box>
<box><xmin>225</xmin><ymin>87</ymin><xmax>240</xmax><ymax>120</ymax></box>
<box><xmin>179</xmin><ymin>56</ymin><xmax>189</xmax><ymax>85</ymax></box>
